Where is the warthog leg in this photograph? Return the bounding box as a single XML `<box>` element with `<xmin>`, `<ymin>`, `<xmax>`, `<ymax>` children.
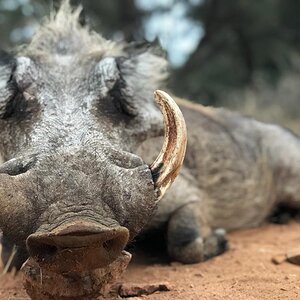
<box><xmin>167</xmin><ymin>201</ymin><xmax>228</xmax><ymax>264</ymax></box>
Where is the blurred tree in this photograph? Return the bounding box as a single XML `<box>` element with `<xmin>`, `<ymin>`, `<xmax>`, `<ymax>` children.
<box><xmin>0</xmin><ymin>1</ymin><xmax>46</xmax><ymax>49</ymax></box>
<box><xmin>0</xmin><ymin>0</ymin><xmax>144</xmax><ymax>48</ymax></box>
<box><xmin>1</xmin><ymin>0</ymin><xmax>300</xmax><ymax>106</ymax></box>
<box><xmin>70</xmin><ymin>0</ymin><xmax>144</xmax><ymax>41</ymax></box>
<box><xmin>170</xmin><ymin>0</ymin><xmax>300</xmax><ymax>104</ymax></box>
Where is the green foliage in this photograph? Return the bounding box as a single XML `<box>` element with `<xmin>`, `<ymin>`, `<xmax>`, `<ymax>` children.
<box><xmin>172</xmin><ymin>0</ymin><xmax>300</xmax><ymax>104</ymax></box>
<box><xmin>0</xmin><ymin>1</ymin><xmax>47</xmax><ymax>49</ymax></box>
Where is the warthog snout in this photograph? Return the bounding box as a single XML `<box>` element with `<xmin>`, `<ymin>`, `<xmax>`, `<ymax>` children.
<box><xmin>26</xmin><ymin>221</ymin><xmax>129</xmax><ymax>273</ymax></box>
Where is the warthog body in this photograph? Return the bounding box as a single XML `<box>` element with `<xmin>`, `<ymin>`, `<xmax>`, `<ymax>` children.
<box><xmin>0</xmin><ymin>0</ymin><xmax>300</xmax><ymax>281</ymax></box>
<box><xmin>140</xmin><ymin>100</ymin><xmax>300</xmax><ymax>262</ymax></box>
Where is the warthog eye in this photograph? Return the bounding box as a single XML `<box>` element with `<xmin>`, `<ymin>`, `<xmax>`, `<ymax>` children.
<box><xmin>0</xmin><ymin>78</ymin><xmax>19</xmax><ymax>119</ymax></box>
<box><xmin>3</xmin><ymin>91</ymin><xmax>28</xmax><ymax>119</ymax></box>
<box><xmin>109</xmin><ymin>79</ymin><xmax>138</xmax><ymax>117</ymax></box>
<box><xmin>107</xmin><ymin>57</ymin><xmax>138</xmax><ymax>117</ymax></box>
<box><xmin>92</xmin><ymin>57</ymin><xmax>137</xmax><ymax>118</ymax></box>
<box><xmin>0</xmin><ymin>56</ymin><xmax>37</xmax><ymax>120</ymax></box>
<box><xmin>1</xmin><ymin>79</ymin><xmax>37</xmax><ymax>120</ymax></box>
<box><xmin>0</xmin><ymin>53</ymin><xmax>16</xmax><ymax>119</ymax></box>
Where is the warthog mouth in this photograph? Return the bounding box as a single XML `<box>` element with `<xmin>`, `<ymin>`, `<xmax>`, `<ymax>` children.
<box><xmin>26</xmin><ymin>220</ymin><xmax>129</xmax><ymax>273</ymax></box>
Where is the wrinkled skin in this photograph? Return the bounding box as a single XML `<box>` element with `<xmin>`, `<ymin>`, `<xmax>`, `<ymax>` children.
<box><xmin>0</xmin><ymin>3</ymin><xmax>167</xmax><ymax>274</ymax></box>
<box><xmin>0</xmin><ymin>55</ymin><xmax>157</xmax><ymax>233</ymax></box>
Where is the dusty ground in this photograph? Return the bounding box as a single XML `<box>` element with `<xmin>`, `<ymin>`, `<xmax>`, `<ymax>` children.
<box><xmin>0</xmin><ymin>222</ymin><xmax>300</xmax><ymax>300</ymax></box>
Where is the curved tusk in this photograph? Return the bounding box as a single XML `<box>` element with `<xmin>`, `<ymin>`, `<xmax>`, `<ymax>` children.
<box><xmin>150</xmin><ymin>90</ymin><xmax>187</xmax><ymax>200</ymax></box>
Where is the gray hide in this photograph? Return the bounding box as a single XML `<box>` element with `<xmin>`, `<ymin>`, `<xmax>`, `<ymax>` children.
<box><xmin>0</xmin><ymin>2</ymin><xmax>169</xmax><ymax>271</ymax></box>
<box><xmin>139</xmin><ymin>99</ymin><xmax>300</xmax><ymax>263</ymax></box>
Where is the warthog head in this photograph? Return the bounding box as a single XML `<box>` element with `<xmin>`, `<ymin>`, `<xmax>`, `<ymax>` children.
<box><xmin>0</xmin><ymin>2</ymin><xmax>186</xmax><ymax>273</ymax></box>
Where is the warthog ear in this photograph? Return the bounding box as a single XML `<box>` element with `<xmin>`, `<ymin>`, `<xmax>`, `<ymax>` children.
<box><xmin>115</xmin><ymin>43</ymin><xmax>169</xmax><ymax>136</ymax></box>
<box><xmin>0</xmin><ymin>51</ymin><xmax>16</xmax><ymax>119</ymax></box>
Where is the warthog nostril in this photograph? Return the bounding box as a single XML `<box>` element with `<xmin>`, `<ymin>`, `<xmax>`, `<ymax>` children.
<box><xmin>27</xmin><ymin>240</ymin><xmax>58</xmax><ymax>262</ymax></box>
<box><xmin>102</xmin><ymin>236</ymin><xmax>124</xmax><ymax>254</ymax></box>
<box><xmin>37</xmin><ymin>244</ymin><xmax>58</xmax><ymax>259</ymax></box>
<box><xmin>103</xmin><ymin>239</ymin><xmax>114</xmax><ymax>251</ymax></box>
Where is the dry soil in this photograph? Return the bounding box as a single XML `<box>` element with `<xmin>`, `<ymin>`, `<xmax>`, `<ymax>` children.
<box><xmin>0</xmin><ymin>222</ymin><xmax>300</xmax><ymax>300</ymax></box>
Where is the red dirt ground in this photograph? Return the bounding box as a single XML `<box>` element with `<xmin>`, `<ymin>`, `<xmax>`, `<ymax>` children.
<box><xmin>1</xmin><ymin>222</ymin><xmax>300</xmax><ymax>300</ymax></box>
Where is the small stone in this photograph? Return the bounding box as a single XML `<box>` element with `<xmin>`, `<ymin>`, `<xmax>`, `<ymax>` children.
<box><xmin>119</xmin><ymin>282</ymin><xmax>172</xmax><ymax>297</ymax></box>
<box><xmin>286</xmin><ymin>248</ymin><xmax>300</xmax><ymax>265</ymax></box>
<box><xmin>271</xmin><ymin>254</ymin><xmax>286</xmax><ymax>265</ymax></box>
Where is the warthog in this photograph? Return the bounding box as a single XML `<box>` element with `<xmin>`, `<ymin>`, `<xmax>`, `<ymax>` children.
<box><xmin>1</xmin><ymin>0</ymin><xmax>300</xmax><ymax>295</ymax></box>
<box><xmin>0</xmin><ymin>2</ymin><xmax>187</xmax><ymax>277</ymax></box>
